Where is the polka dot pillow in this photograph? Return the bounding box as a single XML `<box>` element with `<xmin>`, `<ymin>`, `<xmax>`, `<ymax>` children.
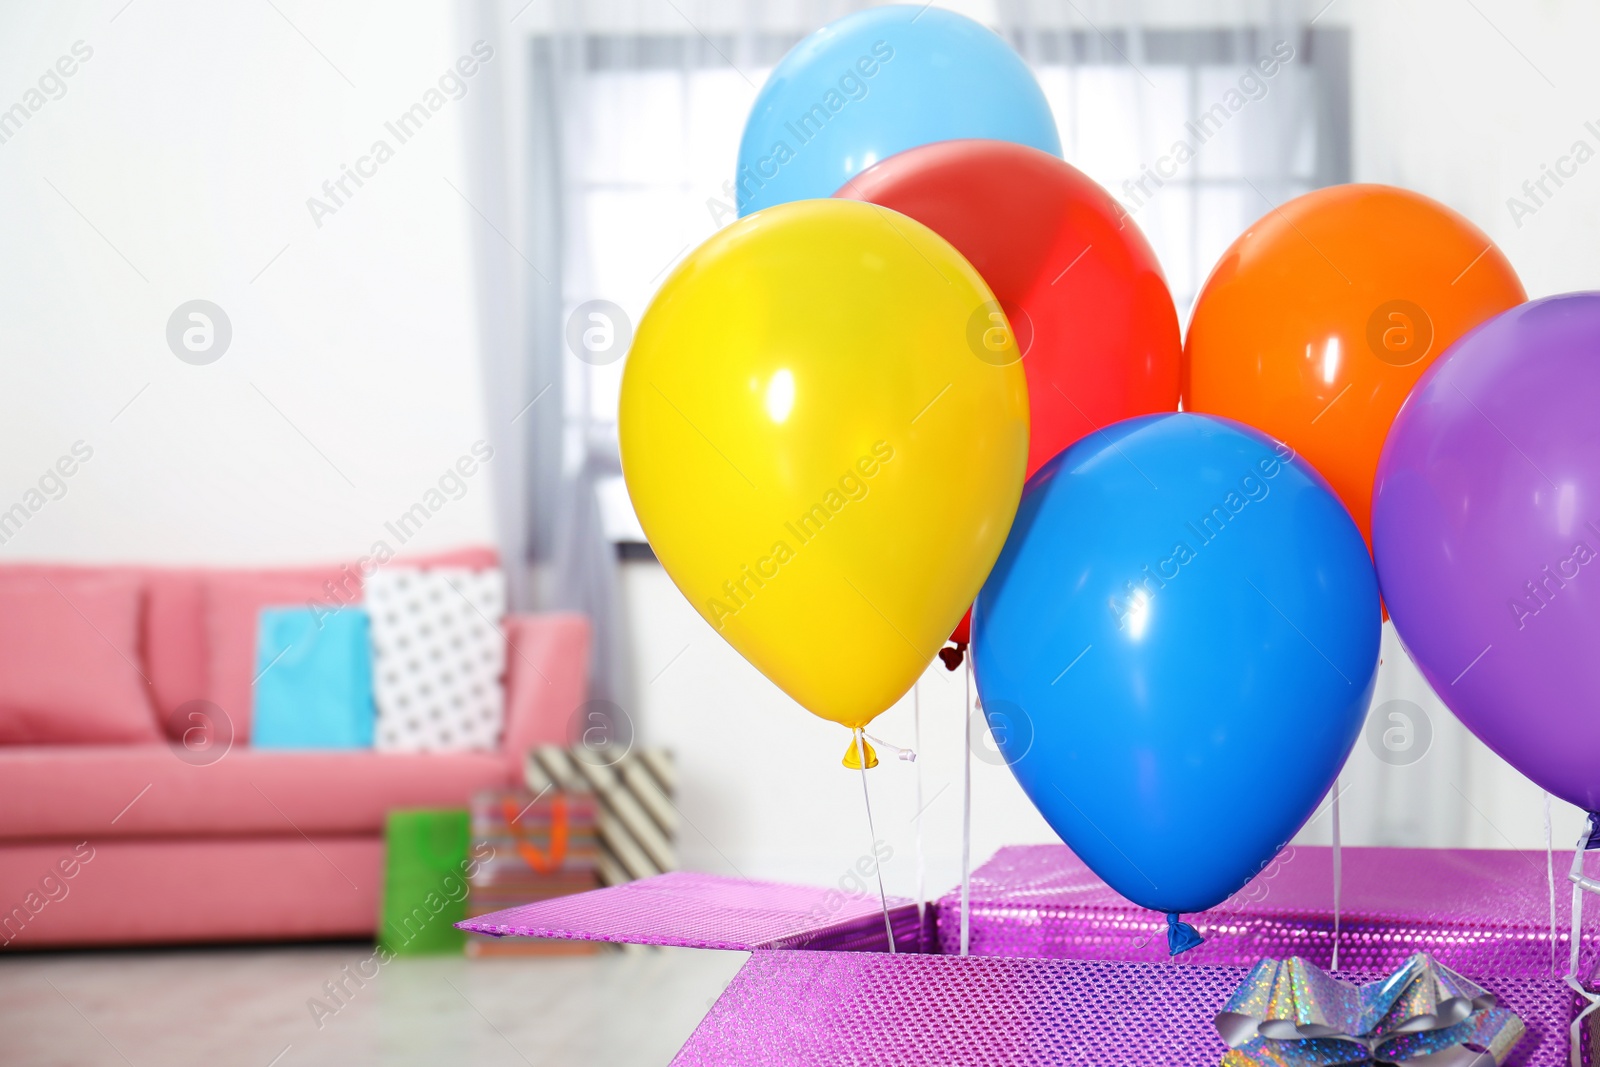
<box><xmin>366</xmin><ymin>567</ymin><xmax>506</xmax><ymax>751</ymax></box>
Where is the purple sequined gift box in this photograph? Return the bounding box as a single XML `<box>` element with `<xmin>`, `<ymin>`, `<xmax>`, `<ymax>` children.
<box><xmin>671</xmin><ymin>950</ymin><xmax>1589</xmax><ymax>1067</ymax></box>
<box><xmin>939</xmin><ymin>843</ymin><xmax>1595</xmax><ymax>980</ymax></box>
<box><xmin>458</xmin><ymin>854</ymin><xmax>1600</xmax><ymax>1064</ymax></box>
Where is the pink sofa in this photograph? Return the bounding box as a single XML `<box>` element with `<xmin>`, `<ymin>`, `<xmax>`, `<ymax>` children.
<box><xmin>0</xmin><ymin>552</ymin><xmax>590</xmax><ymax>949</ymax></box>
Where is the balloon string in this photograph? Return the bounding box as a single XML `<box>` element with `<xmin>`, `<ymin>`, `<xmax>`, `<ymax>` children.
<box><xmin>1565</xmin><ymin>820</ymin><xmax>1600</xmax><ymax>1067</ymax></box>
<box><xmin>1547</xmin><ymin>792</ymin><xmax>1557</xmax><ymax>974</ymax></box>
<box><xmin>856</xmin><ymin>728</ymin><xmax>896</xmax><ymax>954</ymax></box>
<box><xmin>913</xmin><ymin>680</ymin><xmax>926</xmax><ymax>952</ymax></box>
<box><xmin>1331</xmin><ymin>774</ymin><xmax>1342</xmax><ymax>972</ymax></box>
<box><xmin>960</xmin><ymin>655</ymin><xmax>973</xmax><ymax>957</ymax></box>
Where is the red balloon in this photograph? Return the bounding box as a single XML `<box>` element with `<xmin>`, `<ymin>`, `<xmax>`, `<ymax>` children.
<box><xmin>837</xmin><ymin>139</ymin><xmax>1181</xmax><ymax>478</ymax></box>
<box><xmin>938</xmin><ymin>609</ymin><xmax>972</xmax><ymax>670</ymax></box>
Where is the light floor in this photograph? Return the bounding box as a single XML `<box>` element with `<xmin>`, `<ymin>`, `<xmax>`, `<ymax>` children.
<box><xmin>0</xmin><ymin>943</ymin><xmax>748</xmax><ymax>1067</ymax></box>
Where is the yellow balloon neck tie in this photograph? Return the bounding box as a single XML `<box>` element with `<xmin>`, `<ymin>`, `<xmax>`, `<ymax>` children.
<box><xmin>842</xmin><ymin>733</ymin><xmax>879</xmax><ymax>769</ymax></box>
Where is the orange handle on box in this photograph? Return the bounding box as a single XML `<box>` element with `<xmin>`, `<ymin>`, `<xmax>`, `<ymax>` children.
<box><xmin>503</xmin><ymin>795</ymin><xmax>569</xmax><ymax>875</ymax></box>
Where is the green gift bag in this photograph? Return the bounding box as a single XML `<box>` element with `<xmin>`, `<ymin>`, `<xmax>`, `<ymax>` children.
<box><xmin>379</xmin><ymin>809</ymin><xmax>471</xmax><ymax>956</ymax></box>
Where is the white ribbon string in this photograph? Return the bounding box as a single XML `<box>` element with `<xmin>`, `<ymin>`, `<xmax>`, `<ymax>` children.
<box><xmin>1547</xmin><ymin>792</ymin><xmax>1557</xmax><ymax>974</ymax></box>
<box><xmin>1331</xmin><ymin>774</ymin><xmax>1342</xmax><ymax>972</ymax></box>
<box><xmin>961</xmin><ymin>655</ymin><xmax>973</xmax><ymax>957</ymax></box>
<box><xmin>855</xmin><ymin>728</ymin><xmax>896</xmax><ymax>954</ymax></box>
<box><xmin>913</xmin><ymin>680</ymin><xmax>926</xmax><ymax>952</ymax></box>
<box><xmin>863</xmin><ymin>732</ymin><xmax>916</xmax><ymax>761</ymax></box>
<box><xmin>1566</xmin><ymin>821</ymin><xmax>1600</xmax><ymax>1067</ymax></box>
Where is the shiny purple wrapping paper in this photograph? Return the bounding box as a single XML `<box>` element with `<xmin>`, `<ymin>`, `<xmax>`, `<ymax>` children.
<box><xmin>457</xmin><ymin>870</ymin><xmax>930</xmax><ymax>952</ymax></box>
<box><xmin>939</xmin><ymin>844</ymin><xmax>1597</xmax><ymax>980</ymax></box>
<box><xmin>672</xmin><ymin>950</ymin><xmax>1589</xmax><ymax>1067</ymax></box>
<box><xmin>453</xmin><ymin>850</ymin><xmax>1600</xmax><ymax>1064</ymax></box>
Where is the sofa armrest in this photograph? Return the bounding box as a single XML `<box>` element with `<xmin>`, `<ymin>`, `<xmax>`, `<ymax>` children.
<box><xmin>501</xmin><ymin>612</ymin><xmax>591</xmax><ymax>769</ymax></box>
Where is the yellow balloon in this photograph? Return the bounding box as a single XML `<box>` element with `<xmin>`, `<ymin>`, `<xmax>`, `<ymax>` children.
<box><xmin>619</xmin><ymin>199</ymin><xmax>1028</xmax><ymax>731</ymax></box>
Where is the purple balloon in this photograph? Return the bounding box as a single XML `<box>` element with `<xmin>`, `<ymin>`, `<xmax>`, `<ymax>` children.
<box><xmin>1374</xmin><ymin>292</ymin><xmax>1600</xmax><ymax>811</ymax></box>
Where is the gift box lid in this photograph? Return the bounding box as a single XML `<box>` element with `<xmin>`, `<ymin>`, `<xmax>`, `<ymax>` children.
<box><xmin>456</xmin><ymin>870</ymin><xmax>927</xmax><ymax>952</ymax></box>
<box><xmin>670</xmin><ymin>949</ymin><xmax>1580</xmax><ymax>1066</ymax></box>
<box><xmin>941</xmin><ymin>844</ymin><xmax>1595</xmax><ymax>979</ymax></box>
<box><xmin>950</xmin><ymin>844</ymin><xmax>1557</xmax><ymax>921</ymax></box>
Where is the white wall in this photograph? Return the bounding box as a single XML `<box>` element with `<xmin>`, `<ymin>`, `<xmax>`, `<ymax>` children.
<box><xmin>0</xmin><ymin>2</ymin><xmax>495</xmax><ymax>566</ymax></box>
<box><xmin>621</xmin><ymin>561</ymin><xmax>1057</xmax><ymax>902</ymax></box>
<box><xmin>1348</xmin><ymin>0</ymin><xmax>1600</xmax><ymax>301</ymax></box>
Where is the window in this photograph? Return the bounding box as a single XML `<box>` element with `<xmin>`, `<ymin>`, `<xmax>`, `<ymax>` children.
<box><xmin>549</xmin><ymin>26</ymin><xmax>1350</xmax><ymax>543</ymax></box>
<box><xmin>1023</xmin><ymin>28</ymin><xmax>1348</xmax><ymax>311</ymax></box>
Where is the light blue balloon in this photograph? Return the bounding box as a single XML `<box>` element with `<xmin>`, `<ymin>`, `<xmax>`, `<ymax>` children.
<box><xmin>973</xmin><ymin>414</ymin><xmax>1379</xmax><ymax>938</ymax></box>
<box><xmin>735</xmin><ymin>6</ymin><xmax>1060</xmax><ymax>216</ymax></box>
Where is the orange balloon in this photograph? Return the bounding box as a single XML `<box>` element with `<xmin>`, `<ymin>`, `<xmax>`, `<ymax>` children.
<box><xmin>1184</xmin><ymin>184</ymin><xmax>1525</xmax><ymax>540</ymax></box>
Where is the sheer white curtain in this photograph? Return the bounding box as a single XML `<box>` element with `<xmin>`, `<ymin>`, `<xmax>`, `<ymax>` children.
<box><xmin>999</xmin><ymin>0</ymin><xmax>1342</xmax><ymax>315</ymax></box>
<box><xmin>461</xmin><ymin>0</ymin><xmax>868</xmax><ymax>708</ymax></box>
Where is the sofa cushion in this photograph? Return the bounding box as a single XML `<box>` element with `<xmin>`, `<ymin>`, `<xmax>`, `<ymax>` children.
<box><xmin>0</xmin><ymin>745</ymin><xmax>515</xmax><ymax>840</ymax></box>
<box><xmin>141</xmin><ymin>568</ymin><xmax>208</xmax><ymax>735</ymax></box>
<box><xmin>253</xmin><ymin>607</ymin><xmax>377</xmax><ymax>750</ymax></box>
<box><xmin>0</xmin><ymin>572</ymin><xmax>161</xmax><ymax>744</ymax></box>
<box><xmin>369</xmin><ymin>567</ymin><xmax>507</xmax><ymax>752</ymax></box>
<box><xmin>0</xmin><ymin>837</ymin><xmax>384</xmax><ymax>948</ymax></box>
<box><xmin>200</xmin><ymin>551</ymin><xmax>501</xmax><ymax>744</ymax></box>
<box><xmin>203</xmin><ymin>569</ymin><xmax>355</xmax><ymax>743</ymax></box>
<box><xmin>403</xmin><ymin>545</ymin><xmax>500</xmax><ymax>569</ymax></box>
<box><xmin>3</xmin><ymin>564</ymin><xmax>213</xmax><ymax>739</ymax></box>
<box><xmin>502</xmin><ymin>611</ymin><xmax>592</xmax><ymax>761</ymax></box>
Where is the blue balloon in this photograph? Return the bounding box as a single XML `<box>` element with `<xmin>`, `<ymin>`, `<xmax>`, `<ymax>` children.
<box><xmin>735</xmin><ymin>6</ymin><xmax>1060</xmax><ymax>216</ymax></box>
<box><xmin>973</xmin><ymin>414</ymin><xmax>1379</xmax><ymax>935</ymax></box>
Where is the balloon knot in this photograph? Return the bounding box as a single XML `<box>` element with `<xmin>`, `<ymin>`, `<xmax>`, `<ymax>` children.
<box><xmin>938</xmin><ymin>643</ymin><xmax>967</xmax><ymax>671</ymax></box>
<box><xmin>1585</xmin><ymin>812</ymin><xmax>1600</xmax><ymax>851</ymax></box>
<box><xmin>842</xmin><ymin>735</ymin><xmax>879</xmax><ymax>770</ymax></box>
<box><xmin>1166</xmin><ymin>913</ymin><xmax>1204</xmax><ymax>956</ymax></box>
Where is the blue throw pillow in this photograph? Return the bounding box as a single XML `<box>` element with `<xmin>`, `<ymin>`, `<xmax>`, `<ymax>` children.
<box><xmin>252</xmin><ymin>607</ymin><xmax>375</xmax><ymax>749</ymax></box>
